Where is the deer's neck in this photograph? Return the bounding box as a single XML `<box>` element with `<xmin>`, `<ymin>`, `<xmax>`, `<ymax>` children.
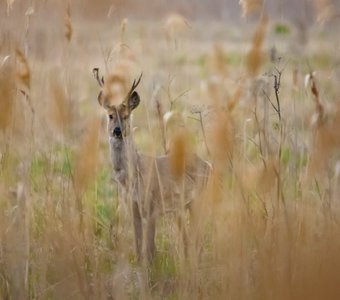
<box><xmin>109</xmin><ymin>136</ymin><xmax>138</xmax><ymax>187</ymax></box>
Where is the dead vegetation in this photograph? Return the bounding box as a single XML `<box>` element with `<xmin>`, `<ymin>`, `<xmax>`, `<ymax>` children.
<box><xmin>1</xmin><ymin>1</ymin><xmax>340</xmax><ymax>299</ymax></box>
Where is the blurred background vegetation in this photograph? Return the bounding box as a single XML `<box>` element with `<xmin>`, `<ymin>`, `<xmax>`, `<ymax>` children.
<box><xmin>1</xmin><ymin>0</ymin><xmax>340</xmax><ymax>299</ymax></box>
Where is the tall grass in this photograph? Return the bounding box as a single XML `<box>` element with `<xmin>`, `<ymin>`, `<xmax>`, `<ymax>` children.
<box><xmin>1</xmin><ymin>2</ymin><xmax>340</xmax><ymax>299</ymax></box>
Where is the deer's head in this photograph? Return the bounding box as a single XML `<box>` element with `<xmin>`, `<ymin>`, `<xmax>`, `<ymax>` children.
<box><xmin>93</xmin><ymin>68</ymin><xmax>142</xmax><ymax>139</ymax></box>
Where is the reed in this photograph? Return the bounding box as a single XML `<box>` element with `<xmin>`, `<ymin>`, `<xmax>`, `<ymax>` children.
<box><xmin>1</xmin><ymin>2</ymin><xmax>340</xmax><ymax>299</ymax></box>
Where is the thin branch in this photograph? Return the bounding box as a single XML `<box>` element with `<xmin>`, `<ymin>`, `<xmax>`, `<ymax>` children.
<box><xmin>198</xmin><ymin>111</ymin><xmax>210</xmax><ymax>156</ymax></box>
<box><xmin>253</xmin><ymin>106</ymin><xmax>267</xmax><ymax>169</ymax></box>
<box><xmin>273</xmin><ymin>69</ymin><xmax>282</xmax><ymax>122</ymax></box>
<box><xmin>190</xmin><ymin>110</ymin><xmax>210</xmax><ymax>156</ymax></box>
<box><xmin>171</xmin><ymin>88</ymin><xmax>190</xmax><ymax>106</ymax></box>
<box><xmin>263</xmin><ymin>89</ymin><xmax>279</xmax><ymax>115</ymax></box>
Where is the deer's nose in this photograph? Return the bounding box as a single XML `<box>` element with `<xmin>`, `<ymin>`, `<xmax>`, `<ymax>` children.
<box><xmin>113</xmin><ymin>127</ymin><xmax>122</xmax><ymax>137</ymax></box>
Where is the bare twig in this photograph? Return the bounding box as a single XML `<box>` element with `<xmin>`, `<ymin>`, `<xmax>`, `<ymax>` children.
<box><xmin>273</xmin><ymin>67</ymin><xmax>282</xmax><ymax>122</ymax></box>
<box><xmin>307</xmin><ymin>71</ymin><xmax>324</xmax><ymax>127</ymax></box>
<box><xmin>153</xmin><ymin>86</ymin><xmax>167</xmax><ymax>153</ymax></box>
<box><xmin>253</xmin><ymin>106</ymin><xmax>267</xmax><ymax>169</ymax></box>
<box><xmin>263</xmin><ymin>90</ymin><xmax>279</xmax><ymax>116</ymax></box>
<box><xmin>198</xmin><ymin>111</ymin><xmax>210</xmax><ymax>156</ymax></box>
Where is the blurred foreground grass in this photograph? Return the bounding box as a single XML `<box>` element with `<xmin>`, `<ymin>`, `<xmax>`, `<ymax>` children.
<box><xmin>1</xmin><ymin>2</ymin><xmax>340</xmax><ymax>299</ymax></box>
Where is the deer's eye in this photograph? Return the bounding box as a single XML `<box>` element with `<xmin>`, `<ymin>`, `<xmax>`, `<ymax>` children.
<box><xmin>109</xmin><ymin>114</ymin><xmax>113</xmax><ymax>120</ymax></box>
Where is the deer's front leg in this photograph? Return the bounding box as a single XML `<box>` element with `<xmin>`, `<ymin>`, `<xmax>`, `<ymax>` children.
<box><xmin>132</xmin><ymin>200</ymin><xmax>143</xmax><ymax>262</ymax></box>
<box><xmin>145</xmin><ymin>200</ymin><xmax>156</xmax><ymax>262</ymax></box>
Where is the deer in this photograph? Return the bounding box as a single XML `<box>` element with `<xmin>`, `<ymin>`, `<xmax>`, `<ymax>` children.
<box><xmin>93</xmin><ymin>68</ymin><xmax>211</xmax><ymax>263</ymax></box>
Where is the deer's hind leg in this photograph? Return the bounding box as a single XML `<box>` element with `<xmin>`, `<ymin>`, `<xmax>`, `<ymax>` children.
<box><xmin>145</xmin><ymin>199</ymin><xmax>156</xmax><ymax>262</ymax></box>
<box><xmin>176</xmin><ymin>207</ymin><xmax>190</xmax><ymax>258</ymax></box>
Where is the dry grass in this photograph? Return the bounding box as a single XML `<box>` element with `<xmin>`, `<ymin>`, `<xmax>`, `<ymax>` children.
<box><xmin>15</xmin><ymin>49</ymin><xmax>30</xmax><ymax>92</ymax></box>
<box><xmin>0</xmin><ymin>62</ymin><xmax>15</xmax><ymax>131</ymax></box>
<box><xmin>246</xmin><ymin>14</ymin><xmax>268</xmax><ymax>77</ymax></box>
<box><xmin>169</xmin><ymin>130</ymin><xmax>187</xmax><ymax>179</ymax></box>
<box><xmin>1</xmin><ymin>1</ymin><xmax>340</xmax><ymax>299</ymax></box>
<box><xmin>239</xmin><ymin>0</ymin><xmax>264</xmax><ymax>17</ymax></box>
<box><xmin>64</xmin><ymin>4</ymin><xmax>73</xmax><ymax>43</ymax></box>
<box><xmin>49</xmin><ymin>71</ymin><xmax>74</xmax><ymax>135</ymax></box>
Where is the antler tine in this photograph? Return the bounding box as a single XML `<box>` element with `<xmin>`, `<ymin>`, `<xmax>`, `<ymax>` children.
<box><xmin>135</xmin><ymin>72</ymin><xmax>143</xmax><ymax>89</ymax></box>
<box><xmin>128</xmin><ymin>72</ymin><xmax>143</xmax><ymax>95</ymax></box>
<box><xmin>93</xmin><ymin>67</ymin><xmax>104</xmax><ymax>87</ymax></box>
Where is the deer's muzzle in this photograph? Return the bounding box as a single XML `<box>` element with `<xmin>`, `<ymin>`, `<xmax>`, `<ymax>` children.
<box><xmin>113</xmin><ymin>127</ymin><xmax>122</xmax><ymax>138</ymax></box>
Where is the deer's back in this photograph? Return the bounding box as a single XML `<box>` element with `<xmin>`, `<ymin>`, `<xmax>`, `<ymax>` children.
<box><xmin>137</xmin><ymin>153</ymin><xmax>211</xmax><ymax>214</ymax></box>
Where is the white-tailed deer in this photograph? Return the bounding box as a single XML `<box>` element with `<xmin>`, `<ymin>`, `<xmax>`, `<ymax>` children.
<box><xmin>93</xmin><ymin>68</ymin><xmax>210</xmax><ymax>262</ymax></box>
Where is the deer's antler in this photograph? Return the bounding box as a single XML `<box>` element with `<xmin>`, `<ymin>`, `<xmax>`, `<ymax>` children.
<box><xmin>127</xmin><ymin>73</ymin><xmax>143</xmax><ymax>98</ymax></box>
<box><xmin>93</xmin><ymin>67</ymin><xmax>104</xmax><ymax>87</ymax></box>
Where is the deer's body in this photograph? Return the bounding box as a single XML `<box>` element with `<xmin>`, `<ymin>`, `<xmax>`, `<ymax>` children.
<box><xmin>94</xmin><ymin>69</ymin><xmax>210</xmax><ymax>261</ymax></box>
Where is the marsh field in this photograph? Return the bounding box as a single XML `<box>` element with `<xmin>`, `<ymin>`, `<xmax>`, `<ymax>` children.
<box><xmin>1</xmin><ymin>0</ymin><xmax>340</xmax><ymax>299</ymax></box>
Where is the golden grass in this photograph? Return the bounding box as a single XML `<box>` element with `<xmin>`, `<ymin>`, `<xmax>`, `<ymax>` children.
<box><xmin>314</xmin><ymin>0</ymin><xmax>335</xmax><ymax>23</ymax></box>
<box><xmin>15</xmin><ymin>49</ymin><xmax>30</xmax><ymax>92</ymax></box>
<box><xmin>246</xmin><ymin>14</ymin><xmax>268</xmax><ymax>77</ymax></box>
<box><xmin>164</xmin><ymin>13</ymin><xmax>191</xmax><ymax>48</ymax></box>
<box><xmin>239</xmin><ymin>0</ymin><xmax>264</xmax><ymax>17</ymax></box>
<box><xmin>207</xmin><ymin>108</ymin><xmax>234</xmax><ymax>172</ymax></box>
<box><xmin>169</xmin><ymin>130</ymin><xmax>187</xmax><ymax>179</ymax></box>
<box><xmin>1</xmin><ymin>3</ymin><xmax>340</xmax><ymax>299</ymax></box>
<box><xmin>208</xmin><ymin>44</ymin><xmax>228</xmax><ymax>78</ymax></box>
<box><xmin>64</xmin><ymin>4</ymin><xmax>73</xmax><ymax>43</ymax></box>
<box><xmin>74</xmin><ymin>117</ymin><xmax>100</xmax><ymax>198</ymax></box>
<box><xmin>0</xmin><ymin>63</ymin><xmax>15</xmax><ymax>131</ymax></box>
<box><xmin>49</xmin><ymin>71</ymin><xmax>74</xmax><ymax>135</ymax></box>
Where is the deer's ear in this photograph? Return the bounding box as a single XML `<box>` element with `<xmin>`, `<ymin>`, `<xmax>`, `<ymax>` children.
<box><xmin>97</xmin><ymin>90</ymin><xmax>103</xmax><ymax>106</ymax></box>
<box><xmin>93</xmin><ymin>68</ymin><xmax>104</xmax><ymax>87</ymax></box>
<box><xmin>128</xmin><ymin>91</ymin><xmax>140</xmax><ymax>111</ymax></box>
